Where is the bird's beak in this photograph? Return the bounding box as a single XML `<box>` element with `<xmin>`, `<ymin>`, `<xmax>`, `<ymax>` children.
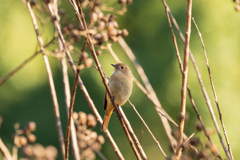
<box><xmin>111</xmin><ymin>64</ymin><xmax>116</xmax><ymax>68</ymax></box>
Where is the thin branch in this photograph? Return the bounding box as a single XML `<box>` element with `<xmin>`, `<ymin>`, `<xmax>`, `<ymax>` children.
<box><xmin>192</xmin><ymin>17</ymin><xmax>233</xmax><ymax>160</ymax></box>
<box><xmin>46</xmin><ymin>2</ymin><xmax>124</xmax><ymax>159</ymax></box>
<box><xmin>24</xmin><ymin>1</ymin><xmax>65</xmax><ymax>159</ymax></box>
<box><xmin>0</xmin><ymin>138</ymin><xmax>12</xmax><ymax>160</ymax></box>
<box><xmin>73</xmin><ymin>1</ymin><xmax>147</xmax><ymax>159</ymax></box>
<box><xmin>0</xmin><ymin>36</ymin><xmax>56</xmax><ymax>86</ymax></box>
<box><xmin>187</xmin><ymin>87</ymin><xmax>222</xmax><ymax>159</ymax></box>
<box><xmin>128</xmin><ymin>100</ymin><xmax>167</xmax><ymax>158</ymax></box>
<box><xmin>65</xmin><ymin>39</ymin><xmax>87</xmax><ymax>160</ymax></box>
<box><xmin>50</xmin><ymin>1</ymin><xmax>81</xmax><ymax>159</ymax></box>
<box><xmin>176</xmin><ymin>0</ymin><xmax>192</xmax><ymax>158</ymax></box>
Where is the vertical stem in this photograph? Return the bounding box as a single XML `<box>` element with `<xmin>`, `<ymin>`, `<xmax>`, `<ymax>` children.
<box><xmin>25</xmin><ymin>1</ymin><xmax>65</xmax><ymax>158</ymax></box>
<box><xmin>176</xmin><ymin>0</ymin><xmax>192</xmax><ymax>158</ymax></box>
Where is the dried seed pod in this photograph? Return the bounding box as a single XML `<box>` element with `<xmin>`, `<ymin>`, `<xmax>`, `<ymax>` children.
<box><xmin>67</xmin><ymin>44</ymin><xmax>74</xmax><ymax>52</ymax></box>
<box><xmin>97</xmin><ymin>21</ymin><xmax>105</xmax><ymax>31</ymax></box>
<box><xmin>89</xmin><ymin>131</ymin><xmax>98</xmax><ymax>141</ymax></box>
<box><xmin>73</xmin><ymin>112</ymin><xmax>79</xmax><ymax>120</ymax></box>
<box><xmin>79</xmin><ymin>111</ymin><xmax>87</xmax><ymax>125</ymax></box>
<box><xmin>78</xmin><ymin>141</ymin><xmax>87</xmax><ymax>149</ymax></box>
<box><xmin>71</xmin><ymin>29</ymin><xmax>81</xmax><ymax>42</ymax></box>
<box><xmin>85</xmin><ymin>129</ymin><xmax>92</xmax><ymax>136</ymax></box>
<box><xmin>45</xmin><ymin>145</ymin><xmax>58</xmax><ymax>159</ymax></box>
<box><xmin>127</xmin><ymin>0</ymin><xmax>133</xmax><ymax>4</ymax></box>
<box><xmin>80</xmin><ymin>52</ymin><xmax>89</xmax><ymax>61</ymax></box>
<box><xmin>97</xmin><ymin>135</ymin><xmax>105</xmax><ymax>144</ymax></box>
<box><xmin>108</xmin><ymin>29</ymin><xmax>118</xmax><ymax>37</ymax></box>
<box><xmin>93</xmin><ymin>33</ymin><xmax>103</xmax><ymax>41</ymax></box>
<box><xmin>33</xmin><ymin>144</ymin><xmax>45</xmax><ymax>158</ymax></box>
<box><xmin>27</xmin><ymin>134</ymin><xmax>36</xmax><ymax>143</ymax></box>
<box><xmin>91</xmin><ymin>142</ymin><xmax>101</xmax><ymax>151</ymax></box>
<box><xmin>236</xmin><ymin>4</ymin><xmax>240</xmax><ymax>11</ymax></box>
<box><xmin>109</xmin><ymin>14</ymin><xmax>116</xmax><ymax>22</ymax></box>
<box><xmin>109</xmin><ymin>29</ymin><xmax>118</xmax><ymax>37</ymax></box>
<box><xmin>87</xmin><ymin>114</ymin><xmax>97</xmax><ymax>128</ymax></box>
<box><xmin>117</xmin><ymin>30</ymin><xmax>123</xmax><ymax>36</ymax></box>
<box><xmin>28</xmin><ymin>121</ymin><xmax>36</xmax><ymax>132</ymax></box>
<box><xmin>59</xmin><ymin>9</ymin><xmax>65</xmax><ymax>16</ymax></box>
<box><xmin>103</xmin><ymin>14</ymin><xmax>110</xmax><ymax>23</ymax></box>
<box><xmin>195</xmin><ymin>121</ymin><xmax>203</xmax><ymax>131</ymax></box>
<box><xmin>42</xmin><ymin>0</ymin><xmax>51</xmax><ymax>4</ymax></box>
<box><xmin>22</xmin><ymin>145</ymin><xmax>34</xmax><ymax>157</ymax></box>
<box><xmin>107</xmin><ymin>22</ymin><xmax>114</xmax><ymax>31</ymax></box>
<box><xmin>94</xmin><ymin>0</ymin><xmax>101</xmax><ymax>6</ymax></box>
<box><xmin>113</xmin><ymin>21</ymin><xmax>119</xmax><ymax>28</ymax></box>
<box><xmin>90</xmin><ymin>12</ymin><xmax>98</xmax><ymax>23</ymax></box>
<box><xmin>102</xmin><ymin>32</ymin><xmax>108</xmax><ymax>42</ymax></box>
<box><xmin>84</xmin><ymin>58</ymin><xmax>93</xmax><ymax>68</ymax></box>
<box><xmin>97</xmin><ymin>12</ymin><xmax>104</xmax><ymax>20</ymax></box>
<box><xmin>122</xmin><ymin>29</ymin><xmax>129</xmax><ymax>37</ymax></box>
<box><xmin>199</xmin><ymin>149</ymin><xmax>210</xmax><ymax>158</ymax></box>
<box><xmin>19</xmin><ymin>136</ymin><xmax>28</xmax><ymax>146</ymax></box>
<box><xmin>30</xmin><ymin>0</ymin><xmax>36</xmax><ymax>7</ymax></box>
<box><xmin>189</xmin><ymin>137</ymin><xmax>200</xmax><ymax>146</ymax></box>
<box><xmin>206</xmin><ymin>128</ymin><xmax>215</xmax><ymax>137</ymax></box>
<box><xmin>96</xmin><ymin>50</ymin><xmax>102</xmax><ymax>56</ymax></box>
<box><xmin>109</xmin><ymin>36</ymin><xmax>118</xmax><ymax>42</ymax></box>
<box><xmin>67</xmin><ymin>24</ymin><xmax>74</xmax><ymax>30</ymax></box>
<box><xmin>118</xmin><ymin>0</ymin><xmax>127</xmax><ymax>4</ymax></box>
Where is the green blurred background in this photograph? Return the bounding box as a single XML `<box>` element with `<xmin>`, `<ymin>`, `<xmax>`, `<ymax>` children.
<box><xmin>1</xmin><ymin>0</ymin><xmax>240</xmax><ymax>159</ymax></box>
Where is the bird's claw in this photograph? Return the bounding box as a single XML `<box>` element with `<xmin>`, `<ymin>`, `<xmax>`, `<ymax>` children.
<box><xmin>110</xmin><ymin>96</ymin><xmax>115</xmax><ymax>103</ymax></box>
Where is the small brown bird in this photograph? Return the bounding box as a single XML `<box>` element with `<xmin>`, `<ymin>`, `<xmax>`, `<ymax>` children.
<box><xmin>101</xmin><ymin>63</ymin><xmax>133</xmax><ymax>132</ymax></box>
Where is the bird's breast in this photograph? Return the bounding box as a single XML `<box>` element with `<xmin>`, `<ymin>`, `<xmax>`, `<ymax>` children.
<box><xmin>109</xmin><ymin>73</ymin><xmax>133</xmax><ymax>106</ymax></box>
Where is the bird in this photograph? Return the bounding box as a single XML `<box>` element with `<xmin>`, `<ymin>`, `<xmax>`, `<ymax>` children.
<box><xmin>101</xmin><ymin>63</ymin><xmax>133</xmax><ymax>132</ymax></box>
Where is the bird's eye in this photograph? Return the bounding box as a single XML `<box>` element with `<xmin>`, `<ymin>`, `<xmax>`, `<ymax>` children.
<box><xmin>121</xmin><ymin>66</ymin><xmax>124</xmax><ymax>69</ymax></box>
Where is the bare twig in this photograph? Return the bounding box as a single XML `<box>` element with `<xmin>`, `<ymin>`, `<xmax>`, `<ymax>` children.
<box><xmin>50</xmin><ymin>1</ymin><xmax>81</xmax><ymax>159</ymax></box>
<box><xmin>46</xmin><ymin>1</ymin><xmax>124</xmax><ymax>159</ymax></box>
<box><xmin>176</xmin><ymin>0</ymin><xmax>192</xmax><ymax>158</ymax></box>
<box><xmin>65</xmin><ymin>39</ymin><xmax>87</xmax><ymax>160</ymax></box>
<box><xmin>72</xmin><ymin>1</ymin><xmax>147</xmax><ymax>159</ymax></box>
<box><xmin>24</xmin><ymin>1</ymin><xmax>65</xmax><ymax>158</ymax></box>
<box><xmin>192</xmin><ymin>17</ymin><xmax>233</xmax><ymax>160</ymax></box>
<box><xmin>128</xmin><ymin>100</ymin><xmax>167</xmax><ymax>158</ymax></box>
<box><xmin>0</xmin><ymin>36</ymin><xmax>56</xmax><ymax>86</ymax></box>
<box><xmin>0</xmin><ymin>138</ymin><xmax>12</xmax><ymax>160</ymax></box>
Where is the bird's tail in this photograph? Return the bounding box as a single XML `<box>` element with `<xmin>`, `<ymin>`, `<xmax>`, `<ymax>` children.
<box><xmin>101</xmin><ymin>109</ymin><xmax>114</xmax><ymax>132</ymax></box>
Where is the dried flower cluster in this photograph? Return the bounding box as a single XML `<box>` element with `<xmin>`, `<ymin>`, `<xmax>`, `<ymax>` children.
<box><xmin>12</xmin><ymin>121</ymin><xmax>58</xmax><ymax>160</ymax></box>
<box><xmin>73</xmin><ymin>111</ymin><xmax>105</xmax><ymax>160</ymax></box>
<box><xmin>169</xmin><ymin>120</ymin><xmax>219</xmax><ymax>160</ymax></box>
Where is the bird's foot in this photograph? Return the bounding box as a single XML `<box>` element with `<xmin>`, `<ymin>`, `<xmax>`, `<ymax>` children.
<box><xmin>110</xmin><ymin>96</ymin><xmax>115</xmax><ymax>103</ymax></box>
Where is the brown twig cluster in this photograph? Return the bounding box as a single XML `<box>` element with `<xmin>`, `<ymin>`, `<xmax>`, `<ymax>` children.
<box><xmin>72</xmin><ymin>111</ymin><xmax>106</xmax><ymax>160</ymax></box>
<box><xmin>0</xmin><ymin>0</ymin><xmax>235</xmax><ymax>159</ymax></box>
<box><xmin>3</xmin><ymin>121</ymin><xmax>59</xmax><ymax>160</ymax></box>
